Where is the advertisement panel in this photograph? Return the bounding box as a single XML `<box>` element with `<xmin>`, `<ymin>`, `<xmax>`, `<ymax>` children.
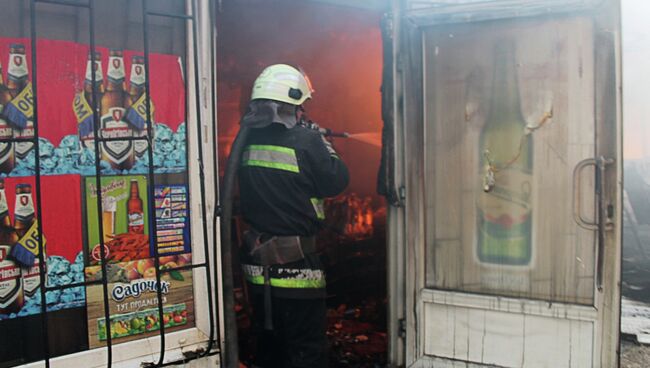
<box><xmin>85</xmin><ymin>262</ymin><xmax>194</xmax><ymax>348</ymax></box>
<box><xmin>0</xmin><ymin>36</ymin><xmax>192</xmax><ymax>357</ymax></box>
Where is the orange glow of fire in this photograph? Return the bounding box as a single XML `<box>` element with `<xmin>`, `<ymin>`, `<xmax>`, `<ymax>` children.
<box><xmin>327</xmin><ymin>194</ymin><xmax>374</xmax><ymax>241</ymax></box>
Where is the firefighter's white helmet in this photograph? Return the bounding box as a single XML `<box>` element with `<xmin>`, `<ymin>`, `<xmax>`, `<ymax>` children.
<box><xmin>251</xmin><ymin>64</ymin><xmax>314</xmax><ymax>105</ymax></box>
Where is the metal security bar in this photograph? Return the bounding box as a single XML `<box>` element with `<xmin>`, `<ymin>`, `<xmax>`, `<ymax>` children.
<box><xmin>208</xmin><ymin>0</ymin><xmax>224</xmax><ymax>358</ymax></box>
<box><xmin>25</xmin><ymin>0</ymin><xmax>220</xmax><ymax>367</ymax></box>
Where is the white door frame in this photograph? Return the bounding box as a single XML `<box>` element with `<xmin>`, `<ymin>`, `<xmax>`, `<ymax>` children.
<box><xmin>388</xmin><ymin>1</ymin><xmax>623</xmax><ymax>367</ymax></box>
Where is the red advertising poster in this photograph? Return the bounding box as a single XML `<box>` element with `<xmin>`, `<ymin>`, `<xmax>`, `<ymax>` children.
<box><xmin>0</xmin><ymin>175</ymin><xmax>84</xmax><ymax>319</ymax></box>
<box><xmin>0</xmin><ymin>37</ymin><xmax>191</xmax><ymax>326</ymax></box>
<box><xmin>0</xmin><ymin>38</ymin><xmax>187</xmax><ymax>177</ymax></box>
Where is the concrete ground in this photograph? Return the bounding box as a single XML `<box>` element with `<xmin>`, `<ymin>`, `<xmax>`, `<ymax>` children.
<box><xmin>621</xmin><ymin>341</ymin><xmax>650</xmax><ymax>368</ymax></box>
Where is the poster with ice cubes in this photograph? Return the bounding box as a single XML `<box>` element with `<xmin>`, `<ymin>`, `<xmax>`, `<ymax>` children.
<box><xmin>0</xmin><ymin>38</ymin><xmax>187</xmax><ymax>177</ymax></box>
<box><xmin>0</xmin><ymin>175</ymin><xmax>85</xmax><ymax>320</ymax></box>
<box><xmin>0</xmin><ymin>37</ymin><xmax>191</xmax><ymax>329</ymax></box>
<box><xmin>0</xmin><ymin>33</ymin><xmax>191</xmax><ymax>362</ymax></box>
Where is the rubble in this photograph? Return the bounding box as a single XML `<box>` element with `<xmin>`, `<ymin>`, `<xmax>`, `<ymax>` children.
<box><xmin>327</xmin><ymin>298</ymin><xmax>387</xmax><ymax>367</ymax></box>
<box><xmin>235</xmin><ymin>195</ymin><xmax>388</xmax><ymax>367</ymax></box>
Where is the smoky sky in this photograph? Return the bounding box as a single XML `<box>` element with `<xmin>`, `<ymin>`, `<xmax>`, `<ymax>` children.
<box><xmin>623</xmin><ymin>0</ymin><xmax>650</xmax><ymax>159</ymax></box>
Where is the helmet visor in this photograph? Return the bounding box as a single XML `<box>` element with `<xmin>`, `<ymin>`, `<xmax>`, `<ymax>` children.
<box><xmin>297</xmin><ymin>66</ymin><xmax>315</xmax><ymax>94</ymax></box>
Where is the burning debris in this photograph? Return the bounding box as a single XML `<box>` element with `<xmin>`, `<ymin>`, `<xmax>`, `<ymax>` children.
<box><xmin>234</xmin><ymin>194</ymin><xmax>388</xmax><ymax>367</ymax></box>
<box><xmin>327</xmin><ymin>299</ymin><xmax>387</xmax><ymax>367</ymax></box>
<box><xmin>324</xmin><ymin>194</ymin><xmax>376</xmax><ymax>242</ymax></box>
<box><xmin>320</xmin><ymin>195</ymin><xmax>387</xmax><ymax>366</ymax></box>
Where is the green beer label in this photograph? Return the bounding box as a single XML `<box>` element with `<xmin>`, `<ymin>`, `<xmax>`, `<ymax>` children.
<box><xmin>477</xmin><ymin>167</ymin><xmax>532</xmax><ymax>266</ymax></box>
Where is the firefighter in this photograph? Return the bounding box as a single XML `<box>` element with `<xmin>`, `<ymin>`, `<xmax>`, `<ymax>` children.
<box><xmin>237</xmin><ymin>64</ymin><xmax>349</xmax><ymax>367</ymax></box>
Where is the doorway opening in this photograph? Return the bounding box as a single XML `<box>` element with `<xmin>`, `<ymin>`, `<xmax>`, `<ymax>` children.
<box><xmin>215</xmin><ymin>1</ymin><xmax>388</xmax><ymax>366</ymax></box>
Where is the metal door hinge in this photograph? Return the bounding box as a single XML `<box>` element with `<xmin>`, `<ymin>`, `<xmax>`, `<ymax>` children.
<box><xmin>396</xmin><ymin>55</ymin><xmax>404</xmax><ymax>73</ymax></box>
<box><xmin>398</xmin><ymin>318</ymin><xmax>406</xmax><ymax>338</ymax></box>
<box><xmin>382</xmin><ymin>12</ymin><xmax>395</xmax><ymax>40</ymax></box>
<box><xmin>399</xmin><ymin>186</ymin><xmax>406</xmax><ymax>202</ymax></box>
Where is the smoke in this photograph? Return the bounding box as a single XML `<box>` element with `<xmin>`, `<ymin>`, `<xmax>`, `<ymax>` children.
<box><xmin>623</xmin><ymin>0</ymin><xmax>650</xmax><ymax>159</ymax></box>
<box><xmin>216</xmin><ymin>0</ymin><xmax>383</xmax><ymax>198</ymax></box>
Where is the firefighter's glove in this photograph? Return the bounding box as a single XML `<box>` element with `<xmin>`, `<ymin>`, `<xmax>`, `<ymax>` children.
<box><xmin>306</xmin><ymin>120</ymin><xmax>320</xmax><ymax>131</ymax></box>
<box><xmin>321</xmin><ymin>135</ymin><xmax>337</xmax><ymax>156</ymax></box>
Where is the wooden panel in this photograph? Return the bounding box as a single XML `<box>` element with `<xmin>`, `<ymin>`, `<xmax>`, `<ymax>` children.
<box><xmin>424</xmin><ymin>304</ymin><xmax>456</xmax><ymax>359</ymax></box>
<box><xmin>522</xmin><ymin>315</ymin><xmax>569</xmax><ymax>367</ymax></box>
<box><xmin>422</xmin><ymin>297</ymin><xmax>595</xmax><ymax>367</ymax></box>
<box><xmin>481</xmin><ymin>310</ymin><xmax>525</xmax><ymax>367</ymax></box>
<box><xmin>569</xmin><ymin>319</ymin><xmax>595</xmax><ymax>368</ymax></box>
<box><xmin>433</xmin><ymin>240</ymin><xmax>462</xmax><ymax>289</ymax></box>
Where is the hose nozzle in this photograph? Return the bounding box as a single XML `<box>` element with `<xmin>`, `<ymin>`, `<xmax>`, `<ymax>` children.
<box><xmin>321</xmin><ymin>128</ymin><xmax>349</xmax><ymax>138</ymax></box>
<box><xmin>301</xmin><ymin>118</ymin><xmax>349</xmax><ymax>138</ymax></box>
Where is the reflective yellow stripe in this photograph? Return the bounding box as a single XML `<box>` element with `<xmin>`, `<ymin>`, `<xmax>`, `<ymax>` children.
<box><xmin>271</xmin><ymin>278</ymin><xmax>326</xmax><ymax>288</ymax></box>
<box><xmin>310</xmin><ymin>198</ymin><xmax>325</xmax><ymax>220</ymax></box>
<box><xmin>246</xmin><ymin>144</ymin><xmax>294</xmax><ymax>154</ymax></box>
<box><xmin>242</xmin><ymin>159</ymin><xmax>299</xmax><ymax>173</ymax></box>
<box><xmin>245</xmin><ymin>275</ymin><xmax>326</xmax><ymax>289</ymax></box>
<box><xmin>243</xmin><ymin>264</ymin><xmax>326</xmax><ymax>289</ymax></box>
<box><xmin>242</xmin><ymin>145</ymin><xmax>299</xmax><ymax>173</ymax></box>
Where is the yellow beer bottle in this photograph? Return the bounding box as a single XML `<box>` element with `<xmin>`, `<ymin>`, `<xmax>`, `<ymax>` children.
<box><xmin>476</xmin><ymin>42</ymin><xmax>533</xmax><ymax>266</ymax></box>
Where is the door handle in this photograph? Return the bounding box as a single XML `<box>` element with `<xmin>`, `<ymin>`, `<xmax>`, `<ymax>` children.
<box><xmin>572</xmin><ymin>156</ymin><xmax>614</xmax><ymax>230</ymax></box>
<box><xmin>573</xmin><ymin>158</ymin><xmax>599</xmax><ymax>230</ymax></box>
<box><xmin>572</xmin><ymin>156</ymin><xmax>614</xmax><ymax>290</ymax></box>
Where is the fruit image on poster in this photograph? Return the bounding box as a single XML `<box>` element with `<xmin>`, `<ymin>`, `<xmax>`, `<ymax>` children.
<box><xmin>97</xmin><ymin>303</ymin><xmax>188</xmax><ymax>341</ymax></box>
<box><xmin>85</xmin><ymin>260</ymin><xmax>194</xmax><ymax>348</ymax></box>
<box><xmin>84</xmin><ymin>175</ymin><xmax>150</xmax><ymax>265</ymax></box>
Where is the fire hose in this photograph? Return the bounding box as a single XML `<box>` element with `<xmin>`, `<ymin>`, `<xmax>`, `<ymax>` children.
<box><xmin>219</xmin><ymin>125</ymin><xmax>250</xmax><ymax>368</ymax></box>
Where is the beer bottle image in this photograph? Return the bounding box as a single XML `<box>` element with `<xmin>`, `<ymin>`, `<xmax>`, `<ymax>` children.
<box><xmin>14</xmin><ymin>184</ymin><xmax>44</xmax><ymax>298</ymax></box>
<box><xmin>78</xmin><ymin>51</ymin><xmax>104</xmax><ymax>151</ymax></box>
<box><xmin>7</xmin><ymin>44</ymin><xmax>34</xmax><ymax>161</ymax></box>
<box><xmin>476</xmin><ymin>42</ymin><xmax>533</xmax><ymax>266</ymax></box>
<box><xmin>125</xmin><ymin>55</ymin><xmax>154</xmax><ymax>159</ymax></box>
<box><xmin>125</xmin><ymin>56</ymin><xmax>145</xmax><ymax>110</ymax></box>
<box><xmin>127</xmin><ymin>179</ymin><xmax>144</xmax><ymax>234</ymax></box>
<box><xmin>100</xmin><ymin>49</ymin><xmax>135</xmax><ymax>170</ymax></box>
<box><xmin>0</xmin><ymin>179</ymin><xmax>23</xmax><ymax>314</ymax></box>
<box><xmin>0</xmin><ymin>61</ymin><xmax>16</xmax><ymax>174</ymax></box>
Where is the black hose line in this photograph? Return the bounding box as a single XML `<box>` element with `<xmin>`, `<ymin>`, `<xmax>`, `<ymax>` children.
<box><xmin>219</xmin><ymin>126</ymin><xmax>250</xmax><ymax>368</ymax></box>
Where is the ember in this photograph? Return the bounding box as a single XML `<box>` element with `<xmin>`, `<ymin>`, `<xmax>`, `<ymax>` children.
<box><xmin>325</xmin><ymin>194</ymin><xmax>375</xmax><ymax>241</ymax></box>
<box><xmin>327</xmin><ymin>298</ymin><xmax>388</xmax><ymax>367</ymax></box>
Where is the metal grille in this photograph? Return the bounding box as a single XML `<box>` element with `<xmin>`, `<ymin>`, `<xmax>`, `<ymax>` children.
<box><xmin>23</xmin><ymin>0</ymin><xmax>220</xmax><ymax>366</ymax></box>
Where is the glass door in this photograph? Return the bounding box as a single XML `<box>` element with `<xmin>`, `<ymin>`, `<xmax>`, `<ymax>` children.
<box><xmin>393</xmin><ymin>1</ymin><xmax>622</xmax><ymax>367</ymax></box>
